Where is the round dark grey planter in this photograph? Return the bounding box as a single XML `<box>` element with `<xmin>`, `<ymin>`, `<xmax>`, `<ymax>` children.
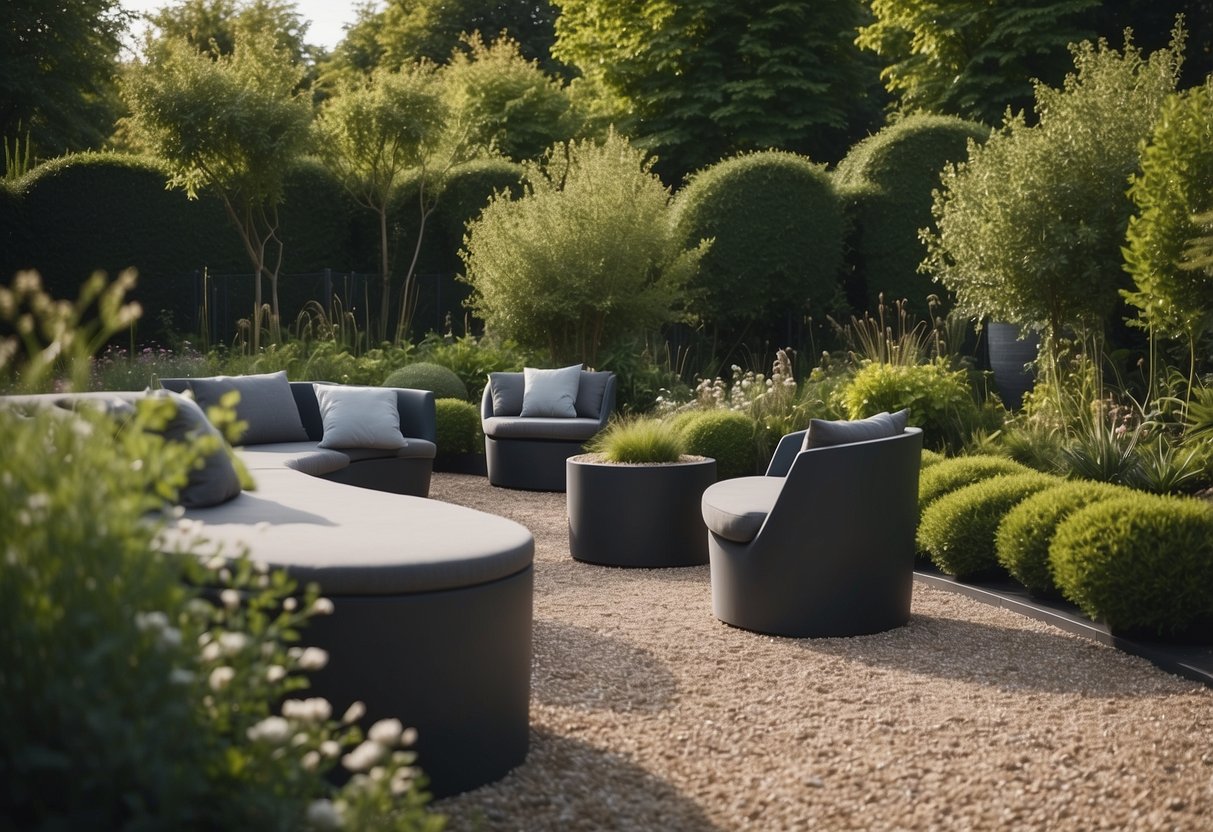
<box><xmin>987</xmin><ymin>321</ymin><xmax>1040</xmax><ymax>410</ymax></box>
<box><xmin>566</xmin><ymin>454</ymin><xmax>717</xmax><ymax>567</ymax></box>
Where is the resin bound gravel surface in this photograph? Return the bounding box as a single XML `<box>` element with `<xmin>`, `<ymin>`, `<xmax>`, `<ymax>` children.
<box><xmin>428</xmin><ymin>473</ymin><xmax>1213</xmax><ymax>831</ymax></box>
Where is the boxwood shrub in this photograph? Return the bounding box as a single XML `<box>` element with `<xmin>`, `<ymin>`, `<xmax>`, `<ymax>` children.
<box><xmin>434</xmin><ymin>397</ymin><xmax>483</xmax><ymax>455</ymax></box>
<box><xmin>918</xmin><ymin>455</ymin><xmax>1030</xmax><ymax>515</ymax></box>
<box><xmin>994</xmin><ymin>480</ymin><xmax>1124</xmax><ymax>595</ymax></box>
<box><xmin>917</xmin><ymin>472</ymin><xmax>1059</xmax><ymax>578</ymax></box>
<box><xmin>921</xmin><ymin>449</ymin><xmax>945</xmax><ymax>470</ymax></box>
<box><xmin>383</xmin><ymin>361</ymin><xmax>468</xmax><ymax>400</ymax></box>
<box><xmin>842</xmin><ymin>360</ymin><xmax>984</xmax><ymax>451</ymax></box>
<box><xmin>1051</xmin><ymin>494</ymin><xmax>1213</xmax><ymax>635</ymax></box>
<box><xmin>673</xmin><ymin>410</ymin><xmax>760</xmax><ymax>479</ymax></box>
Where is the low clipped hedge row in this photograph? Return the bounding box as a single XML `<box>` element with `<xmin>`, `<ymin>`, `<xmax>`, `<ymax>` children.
<box><xmin>917</xmin><ymin>454</ymin><xmax>1213</xmax><ymax>636</ymax></box>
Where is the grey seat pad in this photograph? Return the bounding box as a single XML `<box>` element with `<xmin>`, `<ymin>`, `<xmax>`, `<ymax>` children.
<box><xmin>483</xmin><ymin>416</ymin><xmax>602</xmax><ymax>441</ymax></box>
<box><xmin>701</xmin><ymin>476</ymin><xmax>785</xmax><ymax>543</ymax></box>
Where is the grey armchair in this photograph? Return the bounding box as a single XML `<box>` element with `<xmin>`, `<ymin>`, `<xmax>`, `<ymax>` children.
<box><xmin>700</xmin><ymin>425</ymin><xmax>923</xmax><ymax>637</ymax></box>
<box><xmin>481</xmin><ymin>370</ymin><xmax>616</xmax><ymax>491</ymax></box>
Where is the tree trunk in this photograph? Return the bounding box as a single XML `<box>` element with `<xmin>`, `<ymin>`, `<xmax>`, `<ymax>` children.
<box><xmin>378</xmin><ymin>204</ymin><xmax>391</xmax><ymax>343</ymax></box>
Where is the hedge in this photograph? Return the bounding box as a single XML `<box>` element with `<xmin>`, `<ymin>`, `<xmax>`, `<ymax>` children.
<box><xmin>918</xmin><ymin>455</ymin><xmax>1030</xmax><ymax>515</ymax></box>
<box><xmin>834</xmin><ymin>115</ymin><xmax>989</xmax><ymax>316</ymax></box>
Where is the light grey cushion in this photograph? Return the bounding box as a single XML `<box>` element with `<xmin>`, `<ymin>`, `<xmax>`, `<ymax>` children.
<box><xmin>802</xmin><ymin>409</ymin><xmax>908</xmax><ymax>450</ymax></box>
<box><xmin>489</xmin><ymin>373</ymin><xmax>525</xmax><ymax>416</ymax></box>
<box><xmin>237</xmin><ymin>443</ymin><xmax>351</xmax><ymax>476</ymax></box>
<box><xmin>187</xmin><ymin>371</ymin><xmax>309</xmax><ymax>446</ymax></box>
<box><xmin>575</xmin><ymin>372</ymin><xmax>612</xmax><ymax>418</ymax></box>
<box><xmin>701</xmin><ymin>476</ymin><xmax>784</xmax><ymax>543</ymax></box>
<box><xmin>170</xmin><ymin>469</ymin><xmax>534</xmax><ymax>595</ymax></box>
<box><xmin>520</xmin><ymin>365</ymin><xmax>582</xmax><ymax>418</ymax></box>
<box><xmin>343</xmin><ymin>441</ymin><xmax>436</xmax><ymax>462</ymax></box>
<box><xmin>482</xmin><ymin>416</ymin><xmax>602</xmax><ymax>441</ymax></box>
<box><xmin>314</xmin><ymin>385</ymin><xmax>407</xmax><ymax>450</ymax></box>
<box><xmin>149</xmin><ymin>389</ymin><xmax>243</xmax><ymax>508</ymax></box>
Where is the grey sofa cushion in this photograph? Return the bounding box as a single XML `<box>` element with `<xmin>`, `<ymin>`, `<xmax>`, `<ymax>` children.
<box><xmin>575</xmin><ymin>371</ymin><xmax>612</xmax><ymax>418</ymax></box>
<box><xmin>701</xmin><ymin>475</ymin><xmax>784</xmax><ymax>543</ymax></box>
<box><xmin>187</xmin><ymin>371</ymin><xmax>309</xmax><ymax>446</ymax></box>
<box><xmin>520</xmin><ymin>365</ymin><xmax>582</xmax><ymax>418</ymax></box>
<box><xmin>343</xmin><ymin>441</ymin><xmax>437</xmax><ymax>462</ymax></box>
<box><xmin>802</xmin><ymin>409</ymin><xmax>908</xmax><ymax>450</ymax></box>
<box><xmin>482</xmin><ymin>416</ymin><xmax>603</xmax><ymax>441</ymax></box>
<box><xmin>314</xmin><ymin>385</ymin><xmax>407</xmax><ymax>450</ymax></box>
<box><xmin>488</xmin><ymin>372</ymin><xmax>525</xmax><ymax>416</ymax></box>
<box><xmin>150</xmin><ymin>389</ymin><xmax>243</xmax><ymax>508</ymax></box>
<box><xmin>236</xmin><ymin>442</ymin><xmax>352</xmax><ymax>476</ymax></box>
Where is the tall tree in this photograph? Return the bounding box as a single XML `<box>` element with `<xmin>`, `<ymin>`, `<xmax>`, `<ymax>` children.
<box><xmin>857</xmin><ymin>0</ymin><xmax>1099</xmax><ymax>125</ymax></box>
<box><xmin>145</xmin><ymin>0</ymin><xmax>316</xmax><ymax>66</ymax></box>
<box><xmin>314</xmin><ymin>63</ymin><xmax>461</xmax><ymax>341</ymax></box>
<box><xmin>552</xmin><ymin>0</ymin><xmax>879</xmax><ymax>182</ymax></box>
<box><xmin>123</xmin><ymin>31</ymin><xmax>313</xmax><ymax>350</ymax></box>
<box><xmin>0</xmin><ymin>0</ymin><xmax>131</xmax><ymax>163</ymax></box>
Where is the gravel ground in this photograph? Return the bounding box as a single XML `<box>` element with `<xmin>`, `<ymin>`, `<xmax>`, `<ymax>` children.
<box><xmin>428</xmin><ymin>473</ymin><xmax>1213</xmax><ymax>832</ymax></box>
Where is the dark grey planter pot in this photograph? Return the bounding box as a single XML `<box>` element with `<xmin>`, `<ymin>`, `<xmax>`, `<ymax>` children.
<box><xmin>566</xmin><ymin>454</ymin><xmax>717</xmax><ymax>567</ymax></box>
<box><xmin>987</xmin><ymin>321</ymin><xmax>1040</xmax><ymax>410</ymax></box>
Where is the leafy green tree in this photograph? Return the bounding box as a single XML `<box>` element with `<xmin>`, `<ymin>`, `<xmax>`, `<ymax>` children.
<box><xmin>552</xmin><ymin>0</ymin><xmax>878</xmax><ymax>181</ymax></box>
<box><xmin>923</xmin><ymin>33</ymin><xmax>1182</xmax><ymax>357</ymax></box>
<box><xmin>315</xmin><ymin>62</ymin><xmax>461</xmax><ymax>341</ymax></box>
<box><xmin>440</xmin><ymin>34</ymin><xmax>578</xmax><ymax>162</ymax></box>
<box><xmin>857</xmin><ymin>0</ymin><xmax>1099</xmax><ymax>125</ymax></box>
<box><xmin>145</xmin><ymin>0</ymin><xmax>317</xmax><ymax>66</ymax></box>
<box><xmin>123</xmin><ymin>31</ymin><xmax>313</xmax><ymax>350</ymax></box>
<box><xmin>0</xmin><ymin>0</ymin><xmax>131</xmax><ymax>162</ymax></box>
<box><xmin>1123</xmin><ymin>82</ymin><xmax>1213</xmax><ymax>346</ymax></box>
<box><xmin>460</xmin><ymin>131</ymin><xmax>708</xmax><ymax>365</ymax></box>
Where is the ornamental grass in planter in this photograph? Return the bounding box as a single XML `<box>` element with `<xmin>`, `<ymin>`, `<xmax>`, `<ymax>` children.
<box><xmin>568</xmin><ymin>418</ymin><xmax>716</xmax><ymax>567</ymax></box>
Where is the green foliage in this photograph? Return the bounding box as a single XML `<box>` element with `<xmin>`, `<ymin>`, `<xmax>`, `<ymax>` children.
<box><xmin>995</xmin><ymin>480</ymin><xmax>1123</xmax><ymax>594</ymax></box>
<box><xmin>833</xmin><ymin>115</ymin><xmax>989</xmax><ymax>315</ymax></box>
<box><xmin>227</xmin><ymin>340</ymin><xmax>412</xmax><ymax>386</ymax></box>
<box><xmin>92</xmin><ymin>344</ymin><xmax>215</xmax><ymax>392</ymax></box>
<box><xmin>1051</xmin><ymin>494</ymin><xmax>1213</xmax><ymax>634</ymax></box>
<box><xmin>842</xmin><ymin>361</ymin><xmax>986</xmax><ymax>451</ymax></box>
<box><xmin>857</xmin><ymin>0</ymin><xmax>1098</xmax><ymax>124</ymax></box>
<box><xmin>588</xmin><ymin>416</ymin><xmax>686</xmax><ymax>464</ymax></box>
<box><xmin>434</xmin><ymin>397</ymin><xmax>482</xmax><ymax>455</ymax></box>
<box><xmin>673</xmin><ymin>409</ymin><xmax>760</xmax><ymax>479</ymax></box>
<box><xmin>146</xmin><ymin>0</ymin><xmax>317</xmax><ymax>67</ymax></box>
<box><xmin>415</xmin><ymin>332</ymin><xmax>528</xmax><ymax>402</ymax></box>
<box><xmin>924</xmin><ymin>33</ymin><xmax>1182</xmax><ymax>343</ymax></box>
<box><xmin>918</xmin><ymin>454</ymin><xmax>1031</xmax><ymax>513</ymax></box>
<box><xmin>552</xmin><ymin>0</ymin><xmax>879</xmax><ymax>182</ymax></box>
<box><xmin>383</xmin><ymin>361</ymin><xmax>469</xmax><ymax>400</ymax></box>
<box><xmin>921</xmin><ymin>449</ymin><xmax>945</xmax><ymax>470</ymax></box>
<box><xmin>441</xmin><ymin>34</ymin><xmax>578</xmax><ymax>162</ymax></box>
<box><xmin>1</xmin><ymin>0</ymin><xmax>129</xmax><ymax>158</ymax></box>
<box><xmin>917</xmin><ymin>472</ymin><xmax>1059</xmax><ymax>578</ymax></box>
<box><xmin>460</xmin><ymin>130</ymin><xmax>707</xmax><ymax>366</ymax></box>
<box><xmin>433</xmin><ymin>158</ymin><xmax>526</xmax><ymax>249</ymax></box>
<box><xmin>1123</xmin><ymin>82</ymin><xmax>1213</xmax><ymax>341</ymax></box>
<box><xmin>315</xmin><ymin>62</ymin><xmax>455</xmax><ymax>341</ymax></box>
<box><xmin>673</xmin><ymin>151</ymin><xmax>844</xmax><ymax>338</ymax></box>
<box><xmin>122</xmin><ymin>30</ymin><xmax>314</xmax><ymax>341</ymax></box>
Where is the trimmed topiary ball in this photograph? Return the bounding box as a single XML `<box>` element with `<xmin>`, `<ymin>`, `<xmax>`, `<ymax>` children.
<box><xmin>917</xmin><ymin>472</ymin><xmax>1059</xmax><ymax>579</ymax></box>
<box><xmin>1050</xmin><ymin>494</ymin><xmax>1213</xmax><ymax>635</ymax></box>
<box><xmin>434</xmin><ymin>397</ymin><xmax>482</xmax><ymax>456</ymax></box>
<box><xmin>995</xmin><ymin>480</ymin><xmax>1124</xmax><ymax>596</ymax></box>
<box><xmin>674</xmin><ymin>410</ymin><xmax>759</xmax><ymax>479</ymax></box>
<box><xmin>383</xmin><ymin>362</ymin><xmax>469</xmax><ymax>401</ymax></box>
<box><xmin>918</xmin><ymin>455</ymin><xmax>1029</xmax><ymax>515</ymax></box>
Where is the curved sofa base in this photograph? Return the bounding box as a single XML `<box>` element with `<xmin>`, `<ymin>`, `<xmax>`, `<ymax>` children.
<box><xmin>486</xmin><ymin>436</ymin><xmax>584</xmax><ymax>492</ymax></box>
<box><xmin>304</xmin><ymin>565</ymin><xmax>533</xmax><ymax>798</ymax></box>
<box><xmin>318</xmin><ymin>457</ymin><xmax>432</xmax><ymax>498</ymax></box>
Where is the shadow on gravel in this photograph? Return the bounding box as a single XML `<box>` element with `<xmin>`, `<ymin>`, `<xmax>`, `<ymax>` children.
<box><xmin>532</xmin><ymin>619</ymin><xmax>679</xmax><ymax>713</ymax></box>
<box><xmin>794</xmin><ymin>614</ymin><xmax>1177</xmax><ymax>696</ymax></box>
<box><xmin>437</xmin><ymin>729</ymin><xmax>726</xmax><ymax>832</ymax></box>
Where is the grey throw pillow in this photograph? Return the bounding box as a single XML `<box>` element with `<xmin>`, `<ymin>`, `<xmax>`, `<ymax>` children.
<box><xmin>802</xmin><ymin>409</ymin><xmax>906</xmax><ymax>450</ymax></box>
<box><xmin>520</xmin><ymin>365</ymin><xmax>582</xmax><ymax>418</ymax></box>
<box><xmin>187</xmin><ymin>371</ymin><xmax>308</xmax><ymax>446</ymax></box>
<box><xmin>489</xmin><ymin>372</ymin><xmax>525</xmax><ymax>416</ymax></box>
<box><xmin>148</xmin><ymin>389</ymin><xmax>243</xmax><ymax>508</ymax></box>
<box><xmin>314</xmin><ymin>385</ymin><xmax>407</xmax><ymax>450</ymax></box>
<box><xmin>574</xmin><ymin>371</ymin><xmax>612</xmax><ymax>418</ymax></box>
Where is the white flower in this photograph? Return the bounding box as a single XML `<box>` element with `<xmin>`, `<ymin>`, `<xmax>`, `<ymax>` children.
<box><xmin>341</xmin><ymin>740</ymin><xmax>385</xmax><ymax>773</ymax></box>
<box><xmin>266</xmin><ymin>664</ymin><xmax>287</xmax><ymax>683</ymax></box>
<box><xmin>282</xmin><ymin>697</ymin><xmax>332</xmax><ymax>723</ymax></box>
<box><xmin>208</xmin><ymin>666</ymin><xmax>235</xmax><ymax>691</ymax></box>
<box><xmin>301</xmin><ymin>750</ymin><xmax>321</xmax><ymax>772</ymax></box>
<box><xmin>320</xmin><ymin>740</ymin><xmax>341</xmax><ymax>758</ymax></box>
<box><xmin>368</xmin><ymin>718</ymin><xmax>403</xmax><ymax>746</ymax></box>
<box><xmin>219</xmin><ymin>589</ymin><xmax>240</xmax><ymax>611</ymax></box>
<box><xmin>400</xmin><ymin>727</ymin><xmax>418</xmax><ymax>747</ymax></box>
<box><xmin>311</xmin><ymin>597</ymin><xmax>335</xmax><ymax>616</ymax></box>
<box><xmin>200</xmin><ymin>641</ymin><xmax>221</xmax><ymax>662</ymax></box>
<box><xmin>218</xmin><ymin>631</ymin><xmax>249</xmax><ymax>655</ymax></box>
<box><xmin>283</xmin><ymin>597</ymin><xmax>298</xmax><ymax>612</ymax></box>
<box><xmin>341</xmin><ymin>701</ymin><xmax>366</xmax><ymax>724</ymax></box>
<box><xmin>156</xmin><ymin>626</ymin><xmax>182</xmax><ymax>650</ymax></box>
<box><xmin>304</xmin><ymin>798</ymin><xmax>343</xmax><ymax>831</ymax></box>
<box><xmin>246</xmin><ymin>716</ymin><xmax>291</xmax><ymax>745</ymax></box>
<box><xmin>296</xmin><ymin>646</ymin><xmax>328</xmax><ymax>671</ymax></box>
